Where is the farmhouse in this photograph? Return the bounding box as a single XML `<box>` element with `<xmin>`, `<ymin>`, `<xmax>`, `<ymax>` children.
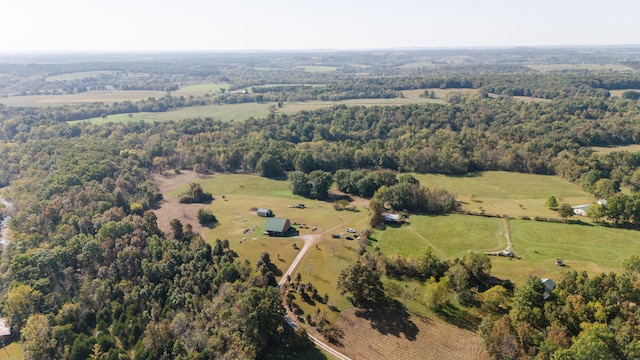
<box><xmin>264</xmin><ymin>218</ymin><xmax>291</xmax><ymax>236</ymax></box>
<box><xmin>257</xmin><ymin>208</ymin><xmax>274</xmax><ymax>217</ymax></box>
<box><xmin>541</xmin><ymin>278</ymin><xmax>556</xmax><ymax>300</ymax></box>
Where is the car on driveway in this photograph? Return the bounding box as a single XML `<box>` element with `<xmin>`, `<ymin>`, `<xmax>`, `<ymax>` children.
<box><xmin>345</xmin><ymin>236</ymin><xmax>354</xmax><ymax>240</ymax></box>
<box><xmin>346</xmin><ymin>228</ymin><xmax>356</xmax><ymax>233</ymax></box>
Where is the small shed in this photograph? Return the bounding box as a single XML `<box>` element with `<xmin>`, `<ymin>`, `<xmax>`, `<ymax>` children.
<box><xmin>257</xmin><ymin>208</ymin><xmax>273</xmax><ymax>217</ymax></box>
<box><xmin>541</xmin><ymin>278</ymin><xmax>556</xmax><ymax>300</ymax></box>
<box><xmin>571</xmin><ymin>204</ymin><xmax>589</xmax><ymax>216</ymax></box>
<box><xmin>384</xmin><ymin>213</ymin><xmax>401</xmax><ymax>223</ymax></box>
<box><xmin>264</xmin><ymin>218</ymin><xmax>291</xmax><ymax>236</ymax></box>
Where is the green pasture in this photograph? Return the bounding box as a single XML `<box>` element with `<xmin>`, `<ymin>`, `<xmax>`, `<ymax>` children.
<box><xmin>296</xmin><ymin>66</ymin><xmax>339</xmax><ymax>73</ymax></box>
<box><xmin>414</xmin><ymin>171</ymin><xmax>594</xmax><ymax>219</ymax></box>
<box><xmin>71</xmin><ymin>103</ymin><xmax>275</xmax><ymax>124</ymax></box>
<box><xmin>71</xmin><ymin>94</ymin><xmax>450</xmax><ymax>124</ymax></box>
<box><xmin>372</xmin><ymin>214</ymin><xmax>506</xmax><ymax>259</ymax></box>
<box><xmin>526</xmin><ymin>64</ymin><xmax>634</xmax><ymax>72</ymax></box>
<box><xmin>591</xmin><ymin>144</ymin><xmax>640</xmax><ymax>154</ymax></box>
<box><xmin>1</xmin><ymin>90</ymin><xmax>166</xmax><ymax>107</ymax></box>
<box><xmin>492</xmin><ymin>219</ymin><xmax>640</xmax><ymax>285</ymax></box>
<box><xmin>45</xmin><ymin>70</ymin><xmax>119</xmax><ymax>82</ymax></box>
<box><xmin>174</xmin><ymin>83</ymin><xmax>228</xmax><ymax>95</ymax></box>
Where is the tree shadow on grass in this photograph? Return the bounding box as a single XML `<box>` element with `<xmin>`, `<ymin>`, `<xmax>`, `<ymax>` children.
<box><xmin>355</xmin><ymin>299</ymin><xmax>419</xmax><ymax>341</ymax></box>
<box><xmin>434</xmin><ymin>302</ymin><xmax>482</xmax><ymax>331</ymax></box>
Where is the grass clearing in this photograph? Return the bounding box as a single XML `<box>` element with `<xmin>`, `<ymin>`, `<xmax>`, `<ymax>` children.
<box><xmin>70</xmin><ymin>95</ymin><xmax>450</xmax><ymax>124</ymax></box>
<box><xmin>296</xmin><ymin>66</ymin><xmax>339</xmax><ymax>73</ymax></box>
<box><xmin>609</xmin><ymin>89</ymin><xmax>640</xmax><ymax>97</ymax></box>
<box><xmin>591</xmin><ymin>144</ymin><xmax>640</xmax><ymax>154</ymax></box>
<box><xmin>175</xmin><ymin>83</ymin><xmax>228</xmax><ymax>95</ymax></box>
<box><xmin>526</xmin><ymin>64</ymin><xmax>635</xmax><ymax>72</ymax></box>
<box><xmin>1</xmin><ymin>90</ymin><xmax>166</xmax><ymax>107</ymax></box>
<box><xmin>414</xmin><ymin>171</ymin><xmax>594</xmax><ymax>219</ymax></box>
<box><xmin>0</xmin><ymin>343</ymin><xmax>24</xmax><ymax>360</ymax></box>
<box><xmin>45</xmin><ymin>70</ymin><xmax>119</xmax><ymax>82</ymax></box>
<box><xmin>492</xmin><ymin>219</ymin><xmax>640</xmax><ymax>284</ymax></box>
<box><xmin>70</xmin><ymin>103</ymin><xmax>275</xmax><ymax>124</ymax></box>
<box><xmin>372</xmin><ymin>214</ymin><xmax>505</xmax><ymax>259</ymax></box>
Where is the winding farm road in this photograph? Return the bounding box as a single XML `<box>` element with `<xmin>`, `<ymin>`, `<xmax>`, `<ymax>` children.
<box><xmin>279</xmin><ymin>233</ymin><xmax>353</xmax><ymax>360</ymax></box>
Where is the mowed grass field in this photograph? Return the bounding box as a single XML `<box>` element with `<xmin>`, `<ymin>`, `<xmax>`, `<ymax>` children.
<box><xmin>71</xmin><ymin>103</ymin><xmax>276</xmax><ymax>124</ymax></box>
<box><xmin>71</xmin><ymin>90</ymin><xmax>448</xmax><ymax>124</ymax></box>
<box><xmin>414</xmin><ymin>171</ymin><xmax>594</xmax><ymax>219</ymax></box>
<box><xmin>1</xmin><ymin>90</ymin><xmax>166</xmax><ymax>107</ymax></box>
<box><xmin>373</xmin><ymin>214</ymin><xmax>506</xmax><ymax>259</ymax></box>
<box><xmin>491</xmin><ymin>220</ymin><xmax>640</xmax><ymax>284</ymax></box>
<box><xmin>526</xmin><ymin>64</ymin><xmax>635</xmax><ymax>72</ymax></box>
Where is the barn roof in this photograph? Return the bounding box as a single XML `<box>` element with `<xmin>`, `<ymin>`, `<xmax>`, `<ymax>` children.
<box><xmin>265</xmin><ymin>218</ymin><xmax>289</xmax><ymax>233</ymax></box>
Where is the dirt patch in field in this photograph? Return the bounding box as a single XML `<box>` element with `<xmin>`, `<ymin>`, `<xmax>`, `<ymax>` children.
<box><xmin>333</xmin><ymin>307</ymin><xmax>490</xmax><ymax>360</ymax></box>
<box><xmin>153</xmin><ymin>171</ymin><xmax>211</xmax><ymax>238</ymax></box>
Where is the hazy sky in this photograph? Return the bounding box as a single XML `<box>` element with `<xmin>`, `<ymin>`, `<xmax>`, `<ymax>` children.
<box><xmin>1</xmin><ymin>0</ymin><xmax>638</xmax><ymax>53</ymax></box>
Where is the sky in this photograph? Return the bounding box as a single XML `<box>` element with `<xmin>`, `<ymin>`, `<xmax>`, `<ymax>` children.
<box><xmin>1</xmin><ymin>0</ymin><xmax>639</xmax><ymax>53</ymax></box>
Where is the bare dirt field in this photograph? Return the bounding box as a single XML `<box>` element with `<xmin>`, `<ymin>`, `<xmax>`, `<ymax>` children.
<box><xmin>153</xmin><ymin>171</ymin><xmax>211</xmax><ymax>236</ymax></box>
<box><xmin>334</xmin><ymin>308</ymin><xmax>489</xmax><ymax>360</ymax></box>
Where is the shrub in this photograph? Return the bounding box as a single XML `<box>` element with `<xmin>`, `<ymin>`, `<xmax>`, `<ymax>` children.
<box><xmin>197</xmin><ymin>209</ymin><xmax>217</xmax><ymax>225</ymax></box>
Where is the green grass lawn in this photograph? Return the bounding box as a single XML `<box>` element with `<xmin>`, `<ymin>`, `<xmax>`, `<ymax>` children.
<box><xmin>69</xmin><ymin>91</ymin><xmax>449</xmax><ymax>124</ymax></box>
<box><xmin>1</xmin><ymin>90</ymin><xmax>166</xmax><ymax>107</ymax></box>
<box><xmin>491</xmin><ymin>219</ymin><xmax>640</xmax><ymax>285</ymax></box>
<box><xmin>372</xmin><ymin>214</ymin><xmax>505</xmax><ymax>259</ymax></box>
<box><xmin>174</xmin><ymin>83</ymin><xmax>229</xmax><ymax>95</ymax></box>
<box><xmin>414</xmin><ymin>171</ymin><xmax>594</xmax><ymax>219</ymax></box>
<box><xmin>70</xmin><ymin>103</ymin><xmax>276</xmax><ymax>124</ymax></box>
<box><xmin>296</xmin><ymin>66</ymin><xmax>339</xmax><ymax>73</ymax></box>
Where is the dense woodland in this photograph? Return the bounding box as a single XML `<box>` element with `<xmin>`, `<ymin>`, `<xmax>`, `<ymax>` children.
<box><xmin>2</xmin><ymin>48</ymin><xmax>640</xmax><ymax>359</ymax></box>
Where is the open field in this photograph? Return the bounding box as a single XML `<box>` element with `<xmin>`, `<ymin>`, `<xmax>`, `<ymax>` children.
<box><xmin>71</xmin><ymin>94</ymin><xmax>448</xmax><ymax>124</ymax></box>
<box><xmin>152</xmin><ymin>170</ymin><xmax>640</xmax><ymax>358</ymax></box>
<box><xmin>373</xmin><ymin>214</ymin><xmax>506</xmax><ymax>259</ymax></box>
<box><xmin>296</xmin><ymin>66</ymin><xmax>339</xmax><ymax>73</ymax></box>
<box><xmin>491</xmin><ymin>219</ymin><xmax>640</xmax><ymax>284</ymax></box>
<box><xmin>0</xmin><ymin>90</ymin><xmax>166</xmax><ymax>107</ymax></box>
<box><xmin>174</xmin><ymin>83</ymin><xmax>228</xmax><ymax>95</ymax></box>
<box><xmin>0</xmin><ymin>343</ymin><xmax>24</xmax><ymax>360</ymax></box>
<box><xmin>592</xmin><ymin>144</ymin><xmax>640</xmax><ymax>153</ymax></box>
<box><xmin>609</xmin><ymin>89</ymin><xmax>640</xmax><ymax>97</ymax></box>
<box><xmin>45</xmin><ymin>70</ymin><xmax>119</xmax><ymax>82</ymax></box>
<box><xmin>526</xmin><ymin>64</ymin><xmax>635</xmax><ymax>72</ymax></box>
<box><xmin>414</xmin><ymin>171</ymin><xmax>594</xmax><ymax>219</ymax></box>
<box><xmin>335</xmin><ymin>307</ymin><xmax>489</xmax><ymax>360</ymax></box>
<box><xmin>71</xmin><ymin>102</ymin><xmax>275</xmax><ymax>124</ymax></box>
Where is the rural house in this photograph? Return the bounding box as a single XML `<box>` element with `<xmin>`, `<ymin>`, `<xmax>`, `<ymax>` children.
<box><xmin>264</xmin><ymin>218</ymin><xmax>291</xmax><ymax>236</ymax></box>
<box><xmin>257</xmin><ymin>208</ymin><xmax>274</xmax><ymax>217</ymax></box>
